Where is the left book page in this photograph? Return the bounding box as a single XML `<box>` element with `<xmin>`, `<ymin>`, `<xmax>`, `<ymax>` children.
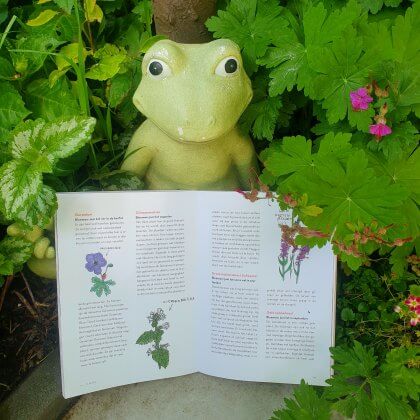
<box><xmin>56</xmin><ymin>191</ymin><xmax>199</xmax><ymax>398</ymax></box>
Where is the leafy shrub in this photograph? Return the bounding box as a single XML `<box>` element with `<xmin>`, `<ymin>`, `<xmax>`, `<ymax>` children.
<box><xmin>0</xmin><ymin>0</ymin><xmax>418</xmax><ymax>417</ymax></box>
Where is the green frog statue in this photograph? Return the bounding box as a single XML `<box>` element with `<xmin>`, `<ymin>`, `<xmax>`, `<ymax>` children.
<box><xmin>122</xmin><ymin>38</ymin><xmax>258</xmax><ymax>189</ymax></box>
<box><xmin>9</xmin><ymin>39</ymin><xmax>258</xmax><ymax>279</ymax></box>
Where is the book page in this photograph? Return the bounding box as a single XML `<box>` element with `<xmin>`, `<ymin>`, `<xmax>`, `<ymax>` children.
<box><xmin>56</xmin><ymin>191</ymin><xmax>199</xmax><ymax>398</ymax></box>
<box><xmin>196</xmin><ymin>192</ymin><xmax>336</xmax><ymax>386</ymax></box>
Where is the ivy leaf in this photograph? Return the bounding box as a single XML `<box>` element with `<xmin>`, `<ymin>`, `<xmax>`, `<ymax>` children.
<box><xmin>151</xmin><ymin>347</ymin><xmax>169</xmax><ymax>369</ymax></box>
<box><xmin>85</xmin><ymin>44</ymin><xmax>127</xmax><ymax>81</ymax></box>
<box><xmin>206</xmin><ymin>0</ymin><xmax>287</xmax><ymax>73</ymax></box>
<box><xmin>0</xmin><ymin>237</ymin><xmax>33</xmax><ymax>273</ymax></box>
<box><xmin>0</xmin><ymin>82</ymin><xmax>30</xmax><ymax>140</ymax></box>
<box><xmin>25</xmin><ymin>78</ymin><xmax>80</xmax><ymax>121</ymax></box>
<box><xmin>270</xmin><ymin>380</ymin><xmax>331</xmax><ymax>420</ymax></box>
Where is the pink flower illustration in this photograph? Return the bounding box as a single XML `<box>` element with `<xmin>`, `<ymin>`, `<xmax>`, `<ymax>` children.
<box><xmin>350</xmin><ymin>88</ymin><xmax>373</xmax><ymax>111</ymax></box>
<box><xmin>369</xmin><ymin>123</ymin><xmax>392</xmax><ymax>141</ymax></box>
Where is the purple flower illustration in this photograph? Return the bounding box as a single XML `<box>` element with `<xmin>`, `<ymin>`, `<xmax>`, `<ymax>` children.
<box><xmin>85</xmin><ymin>252</ymin><xmax>107</xmax><ymax>275</ymax></box>
<box><xmin>280</xmin><ymin>239</ymin><xmax>290</xmax><ymax>258</ymax></box>
<box><xmin>296</xmin><ymin>246</ymin><xmax>310</xmax><ymax>264</ymax></box>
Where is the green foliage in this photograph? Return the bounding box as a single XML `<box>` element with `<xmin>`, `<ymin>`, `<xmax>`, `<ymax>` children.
<box><xmin>0</xmin><ymin>116</ymin><xmax>95</xmax><ymax>228</ymax></box>
<box><xmin>210</xmin><ymin>0</ymin><xmax>419</xmax><ymax>272</ymax></box>
<box><xmin>90</xmin><ymin>276</ymin><xmax>115</xmax><ymax>297</ymax></box>
<box><xmin>270</xmin><ymin>380</ymin><xmax>331</xmax><ymax>420</ymax></box>
<box><xmin>136</xmin><ymin>308</ymin><xmax>169</xmax><ymax>369</ymax></box>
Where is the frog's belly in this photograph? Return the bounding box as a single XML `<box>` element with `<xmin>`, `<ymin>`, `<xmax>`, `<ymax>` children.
<box><xmin>145</xmin><ymin>150</ymin><xmax>239</xmax><ymax>190</ymax></box>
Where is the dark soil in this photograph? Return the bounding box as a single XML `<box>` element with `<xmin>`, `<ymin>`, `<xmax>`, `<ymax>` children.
<box><xmin>0</xmin><ymin>270</ymin><xmax>58</xmax><ymax>402</ymax></box>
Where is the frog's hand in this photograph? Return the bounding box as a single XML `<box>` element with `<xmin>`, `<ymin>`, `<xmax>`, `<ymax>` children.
<box><xmin>7</xmin><ymin>223</ymin><xmax>57</xmax><ymax>279</ymax></box>
<box><xmin>230</xmin><ymin>128</ymin><xmax>259</xmax><ymax>189</ymax></box>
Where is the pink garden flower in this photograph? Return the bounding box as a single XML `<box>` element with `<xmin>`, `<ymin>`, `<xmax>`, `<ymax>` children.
<box><xmin>410</xmin><ymin>309</ymin><xmax>419</xmax><ymax>326</ymax></box>
<box><xmin>350</xmin><ymin>88</ymin><xmax>373</xmax><ymax>111</ymax></box>
<box><xmin>369</xmin><ymin>123</ymin><xmax>392</xmax><ymax>141</ymax></box>
<box><xmin>405</xmin><ymin>295</ymin><xmax>419</xmax><ymax>311</ymax></box>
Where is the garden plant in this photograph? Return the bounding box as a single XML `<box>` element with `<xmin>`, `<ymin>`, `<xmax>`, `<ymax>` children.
<box><xmin>0</xmin><ymin>0</ymin><xmax>418</xmax><ymax>418</ymax></box>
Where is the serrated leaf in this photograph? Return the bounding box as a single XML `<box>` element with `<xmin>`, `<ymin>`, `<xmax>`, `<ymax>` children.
<box><xmin>270</xmin><ymin>380</ymin><xmax>331</xmax><ymax>420</ymax></box>
<box><xmin>0</xmin><ymin>160</ymin><xmax>42</xmax><ymax>220</ymax></box>
<box><xmin>11</xmin><ymin>116</ymin><xmax>96</xmax><ymax>166</ymax></box>
<box><xmin>85</xmin><ymin>44</ymin><xmax>127</xmax><ymax>81</ymax></box>
<box><xmin>151</xmin><ymin>347</ymin><xmax>169</xmax><ymax>369</ymax></box>
<box><xmin>27</xmin><ymin>9</ymin><xmax>59</xmax><ymax>26</ymax></box>
<box><xmin>310</xmin><ymin>28</ymin><xmax>390</xmax><ymax>125</ymax></box>
<box><xmin>241</xmin><ymin>94</ymin><xmax>282</xmax><ymax>141</ymax></box>
<box><xmin>0</xmin><ymin>57</ymin><xmax>16</xmax><ymax>80</ymax></box>
<box><xmin>206</xmin><ymin>0</ymin><xmax>288</xmax><ymax>73</ymax></box>
<box><xmin>56</xmin><ymin>42</ymin><xmax>89</xmax><ymax>71</ymax></box>
<box><xmin>136</xmin><ymin>330</ymin><xmax>155</xmax><ymax>345</ymax></box>
<box><xmin>84</xmin><ymin>0</ymin><xmax>103</xmax><ymax>23</ymax></box>
<box><xmin>53</xmin><ymin>0</ymin><xmax>73</xmax><ymax>13</ymax></box>
<box><xmin>0</xmin><ymin>237</ymin><xmax>33</xmax><ymax>272</ymax></box>
<box><xmin>331</xmin><ymin>341</ymin><xmax>377</xmax><ymax>378</ymax></box>
<box><xmin>16</xmin><ymin>185</ymin><xmax>57</xmax><ymax>228</ymax></box>
<box><xmin>260</xmin><ymin>1</ymin><xmax>361</xmax><ymax>96</ymax></box>
<box><xmin>10</xmin><ymin>35</ymin><xmax>62</xmax><ymax>77</ymax></box>
<box><xmin>25</xmin><ymin>78</ymin><xmax>79</xmax><ymax>121</ymax></box>
<box><xmin>305</xmin><ymin>150</ymin><xmax>406</xmax><ymax>235</ymax></box>
<box><xmin>0</xmin><ymin>82</ymin><xmax>31</xmax><ymax>139</ymax></box>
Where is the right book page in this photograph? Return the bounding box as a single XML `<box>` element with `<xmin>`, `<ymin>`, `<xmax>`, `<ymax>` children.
<box><xmin>195</xmin><ymin>191</ymin><xmax>336</xmax><ymax>386</ymax></box>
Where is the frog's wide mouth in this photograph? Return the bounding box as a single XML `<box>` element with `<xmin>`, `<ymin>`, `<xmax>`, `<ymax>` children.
<box><xmin>148</xmin><ymin>118</ymin><xmax>235</xmax><ymax>144</ymax></box>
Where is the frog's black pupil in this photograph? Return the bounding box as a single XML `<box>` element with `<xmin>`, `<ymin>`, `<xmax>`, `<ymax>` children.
<box><xmin>225</xmin><ymin>59</ymin><xmax>237</xmax><ymax>73</ymax></box>
<box><xmin>149</xmin><ymin>61</ymin><xmax>163</xmax><ymax>76</ymax></box>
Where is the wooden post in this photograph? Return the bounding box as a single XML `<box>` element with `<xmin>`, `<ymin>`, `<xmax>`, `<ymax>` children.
<box><xmin>152</xmin><ymin>0</ymin><xmax>216</xmax><ymax>43</ymax></box>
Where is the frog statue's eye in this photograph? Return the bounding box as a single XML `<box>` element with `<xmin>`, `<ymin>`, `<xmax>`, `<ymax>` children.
<box><xmin>215</xmin><ymin>56</ymin><xmax>239</xmax><ymax>77</ymax></box>
<box><xmin>147</xmin><ymin>59</ymin><xmax>172</xmax><ymax>79</ymax></box>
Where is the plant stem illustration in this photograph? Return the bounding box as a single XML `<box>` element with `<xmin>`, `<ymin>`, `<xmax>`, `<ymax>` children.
<box><xmin>84</xmin><ymin>252</ymin><xmax>115</xmax><ymax>297</ymax></box>
<box><xmin>278</xmin><ymin>225</ymin><xmax>310</xmax><ymax>283</ymax></box>
<box><xmin>136</xmin><ymin>308</ymin><xmax>170</xmax><ymax>369</ymax></box>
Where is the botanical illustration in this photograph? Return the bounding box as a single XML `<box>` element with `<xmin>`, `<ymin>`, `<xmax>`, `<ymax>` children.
<box><xmin>84</xmin><ymin>252</ymin><xmax>115</xmax><ymax>297</ymax></box>
<box><xmin>136</xmin><ymin>308</ymin><xmax>170</xmax><ymax>369</ymax></box>
<box><xmin>278</xmin><ymin>240</ymin><xmax>310</xmax><ymax>284</ymax></box>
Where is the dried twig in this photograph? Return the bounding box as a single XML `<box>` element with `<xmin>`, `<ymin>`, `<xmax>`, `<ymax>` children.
<box><xmin>0</xmin><ymin>275</ymin><xmax>13</xmax><ymax>313</ymax></box>
<box><xmin>21</xmin><ymin>272</ymin><xmax>38</xmax><ymax>313</ymax></box>
<box><xmin>12</xmin><ymin>290</ymin><xmax>38</xmax><ymax>320</ymax></box>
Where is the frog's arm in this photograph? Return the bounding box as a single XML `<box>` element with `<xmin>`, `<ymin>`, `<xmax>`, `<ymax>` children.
<box><xmin>121</xmin><ymin>124</ymin><xmax>156</xmax><ymax>178</ymax></box>
<box><xmin>229</xmin><ymin>128</ymin><xmax>259</xmax><ymax>189</ymax></box>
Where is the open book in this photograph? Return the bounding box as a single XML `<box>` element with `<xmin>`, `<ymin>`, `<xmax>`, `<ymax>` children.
<box><xmin>55</xmin><ymin>191</ymin><xmax>336</xmax><ymax>398</ymax></box>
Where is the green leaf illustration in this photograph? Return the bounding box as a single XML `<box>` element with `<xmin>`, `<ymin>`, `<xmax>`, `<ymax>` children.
<box><xmin>151</xmin><ymin>347</ymin><xmax>169</xmax><ymax>369</ymax></box>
